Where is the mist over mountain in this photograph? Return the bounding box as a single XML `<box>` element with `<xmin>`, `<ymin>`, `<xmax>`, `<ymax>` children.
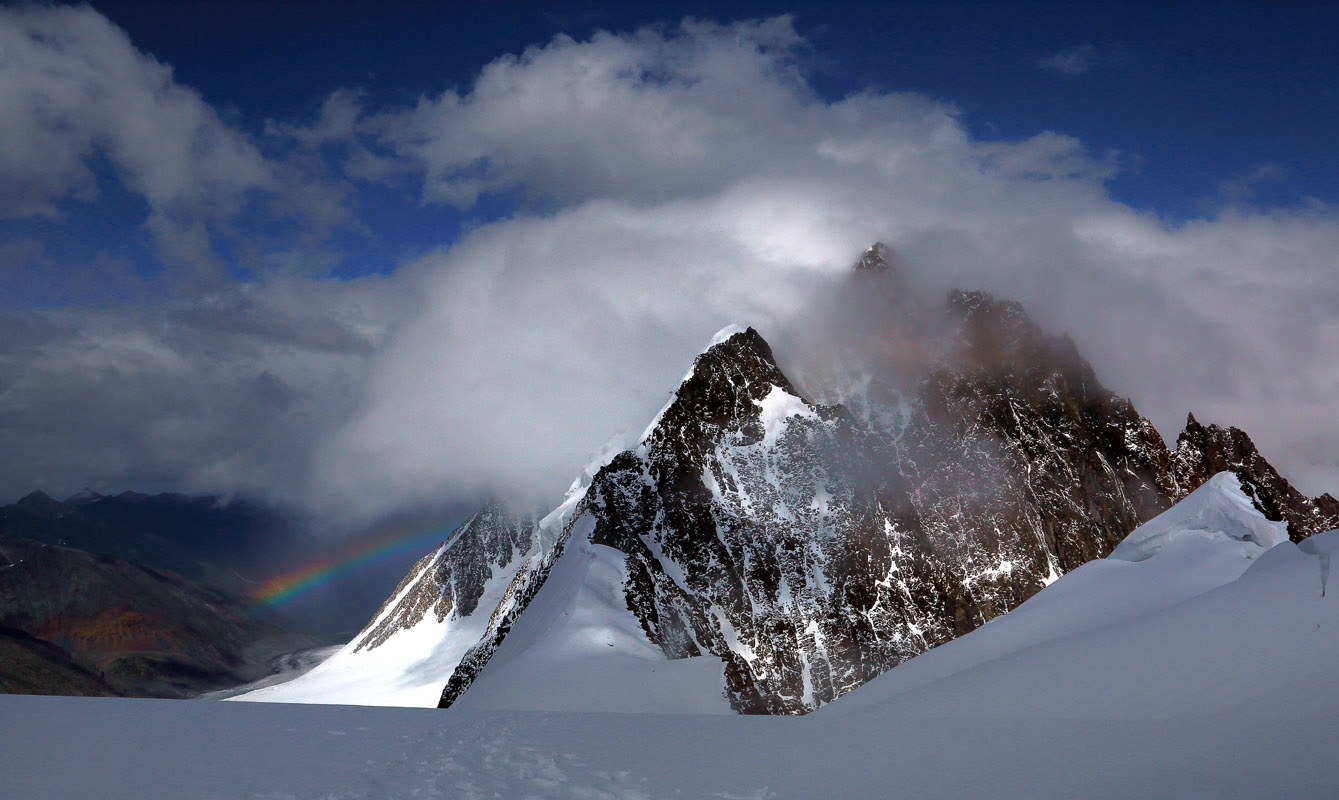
<box><xmin>241</xmin><ymin>247</ymin><xmax>1337</xmax><ymax>716</ymax></box>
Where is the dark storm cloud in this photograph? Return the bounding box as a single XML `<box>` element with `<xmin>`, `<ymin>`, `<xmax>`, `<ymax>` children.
<box><xmin>0</xmin><ymin>278</ymin><xmax>405</xmax><ymax>504</ymax></box>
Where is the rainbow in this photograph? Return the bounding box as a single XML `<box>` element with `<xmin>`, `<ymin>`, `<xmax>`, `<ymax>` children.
<box><xmin>250</xmin><ymin>518</ymin><xmax>458</xmax><ymax>608</ymax></box>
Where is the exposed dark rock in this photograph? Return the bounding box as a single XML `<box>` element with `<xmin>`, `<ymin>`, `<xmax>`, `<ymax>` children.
<box><xmin>0</xmin><ymin>625</ymin><xmax>119</xmax><ymax>697</ymax></box>
<box><xmin>853</xmin><ymin>242</ymin><xmax>895</xmax><ymax>274</ymax></box>
<box><xmin>356</xmin><ymin>501</ymin><xmax>535</xmax><ymax>652</ymax></box>
<box><xmin>571</xmin><ymin>299</ymin><xmax>1190</xmax><ymax>713</ymax></box>
<box><xmin>1173</xmin><ymin>414</ymin><xmax>1339</xmax><ymax>542</ymax></box>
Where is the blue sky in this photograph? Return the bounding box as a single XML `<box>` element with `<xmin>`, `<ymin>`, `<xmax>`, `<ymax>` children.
<box><xmin>7</xmin><ymin>0</ymin><xmax>1337</xmax><ymax>307</ymax></box>
<box><xmin>3</xmin><ymin>1</ymin><xmax>1339</xmax><ymax>512</ymax></box>
<box><xmin>101</xmin><ymin>1</ymin><xmax>1339</xmax><ymax>207</ymax></box>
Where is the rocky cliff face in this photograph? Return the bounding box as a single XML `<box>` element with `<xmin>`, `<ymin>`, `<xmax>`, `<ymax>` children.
<box><xmin>354</xmin><ymin>501</ymin><xmax>537</xmax><ymax>652</ymax></box>
<box><xmin>580</xmin><ymin>328</ymin><xmax>889</xmax><ymax>713</ymax></box>
<box><xmin>555</xmin><ymin>304</ymin><xmax>1193</xmax><ymax>713</ymax></box>
<box><xmin>408</xmin><ymin>245</ymin><xmax>1338</xmax><ymax>714</ymax></box>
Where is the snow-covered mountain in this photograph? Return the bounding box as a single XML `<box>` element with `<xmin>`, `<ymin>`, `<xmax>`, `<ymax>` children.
<box><xmin>238</xmin><ymin>245</ymin><xmax>1338</xmax><ymax>713</ymax></box>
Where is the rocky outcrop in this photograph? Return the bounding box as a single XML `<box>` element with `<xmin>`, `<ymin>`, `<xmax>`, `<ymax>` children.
<box><xmin>355</xmin><ymin>501</ymin><xmax>536</xmax><ymax>652</ymax></box>
<box><xmin>568</xmin><ymin>301</ymin><xmax>1194</xmax><ymax>713</ymax></box>
<box><xmin>1172</xmin><ymin>414</ymin><xmax>1339</xmax><ymax>542</ymax></box>
<box><xmin>417</xmin><ymin>245</ymin><xmax>1338</xmax><ymax>715</ymax></box>
<box><xmin>582</xmin><ymin>329</ymin><xmax>884</xmax><ymax>713</ymax></box>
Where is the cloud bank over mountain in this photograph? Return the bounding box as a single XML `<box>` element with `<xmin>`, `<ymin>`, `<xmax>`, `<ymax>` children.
<box><xmin>0</xmin><ymin>6</ymin><xmax>349</xmax><ymax>291</ymax></box>
<box><xmin>2</xmin><ymin>8</ymin><xmax>1338</xmax><ymax>520</ymax></box>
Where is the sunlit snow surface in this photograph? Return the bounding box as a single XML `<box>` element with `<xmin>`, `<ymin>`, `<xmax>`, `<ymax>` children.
<box><xmin>4</xmin><ymin>475</ymin><xmax>1338</xmax><ymax>798</ymax></box>
<box><xmin>450</xmin><ymin>537</ymin><xmax>731</xmax><ymax>714</ymax></box>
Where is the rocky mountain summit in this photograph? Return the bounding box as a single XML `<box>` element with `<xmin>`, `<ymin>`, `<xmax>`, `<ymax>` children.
<box><xmin>266</xmin><ymin>244</ymin><xmax>1336</xmax><ymax>715</ymax></box>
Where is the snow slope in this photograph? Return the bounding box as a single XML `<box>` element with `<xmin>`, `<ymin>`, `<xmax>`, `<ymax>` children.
<box><xmin>235</xmin><ymin>499</ymin><xmax>563</xmax><ymax>708</ymax></box>
<box><xmin>451</xmin><ymin>536</ymin><xmax>730</xmax><ymax>714</ymax></box>
<box><xmin>198</xmin><ymin>644</ymin><xmax>342</xmax><ymax>700</ymax></box>
<box><xmin>1</xmin><ymin>540</ymin><xmax>1334</xmax><ymax>798</ymax></box>
<box><xmin>1110</xmin><ymin>471</ymin><xmax>1289</xmax><ymax>562</ymax></box>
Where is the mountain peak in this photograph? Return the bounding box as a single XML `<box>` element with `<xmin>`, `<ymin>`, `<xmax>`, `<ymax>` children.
<box><xmin>15</xmin><ymin>491</ymin><xmax>63</xmax><ymax>514</ymax></box>
<box><xmin>854</xmin><ymin>242</ymin><xmax>894</xmax><ymax>273</ymax></box>
<box><xmin>626</xmin><ymin>325</ymin><xmax>823</xmax><ymax>479</ymax></box>
<box><xmin>680</xmin><ymin>325</ymin><xmax>793</xmax><ymax>402</ymax></box>
<box><xmin>697</xmin><ymin>324</ymin><xmax>777</xmax><ymax>366</ymax></box>
<box><xmin>849</xmin><ymin>242</ymin><xmax>915</xmax><ymax>310</ymax></box>
<box><xmin>66</xmin><ymin>488</ymin><xmax>104</xmax><ymax>506</ymax></box>
<box><xmin>706</xmin><ymin>323</ymin><xmax>749</xmax><ymax>349</ymax></box>
<box><xmin>701</xmin><ymin>324</ymin><xmax>772</xmax><ymax>361</ymax></box>
<box><xmin>662</xmin><ymin>326</ymin><xmax>799</xmax><ymax>438</ymax></box>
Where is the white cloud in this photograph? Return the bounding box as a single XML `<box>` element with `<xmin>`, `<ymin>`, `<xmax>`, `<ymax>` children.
<box><xmin>0</xmin><ymin>7</ymin><xmax>267</xmax><ymax>207</ymax></box>
<box><xmin>4</xmin><ymin>13</ymin><xmax>1339</xmax><ymax>518</ymax></box>
<box><xmin>0</xmin><ymin>5</ymin><xmax>348</xmax><ymax>287</ymax></box>
<box><xmin>1037</xmin><ymin>43</ymin><xmax>1125</xmax><ymax>75</ymax></box>
<box><xmin>300</xmin><ymin>17</ymin><xmax>1339</xmax><ymax>513</ymax></box>
<box><xmin>367</xmin><ymin>17</ymin><xmax>817</xmax><ymax>207</ymax></box>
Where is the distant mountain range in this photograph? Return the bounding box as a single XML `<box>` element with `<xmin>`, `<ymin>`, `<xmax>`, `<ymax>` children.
<box><xmin>1</xmin><ymin>489</ymin><xmax>290</xmax><ymax>596</ymax></box>
<box><xmin>0</xmin><ymin>491</ymin><xmax>327</xmax><ymax>697</ymax></box>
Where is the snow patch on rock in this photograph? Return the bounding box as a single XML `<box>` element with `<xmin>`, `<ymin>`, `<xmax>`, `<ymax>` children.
<box><xmin>753</xmin><ymin>385</ymin><xmax>819</xmax><ymax>447</ymax></box>
<box><xmin>708</xmin><ymin>323</ymin><xmax>748</xmax><ymax>348</ymax></box>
